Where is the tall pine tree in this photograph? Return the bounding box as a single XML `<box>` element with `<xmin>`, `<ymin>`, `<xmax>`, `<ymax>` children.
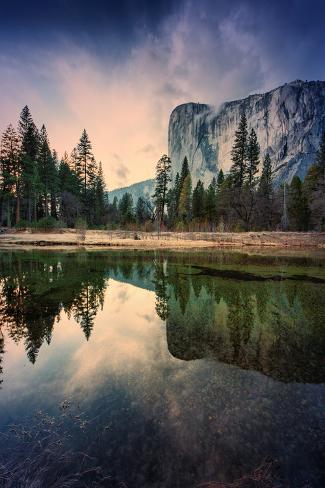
<box><xmin>18</xmin><ymin>106</ymin><xmax>39</xmax><ymax>221</ymax></box>
<box><xmin>246</xmin><ymin>128</ymin><xmax>260</xmax><ymax>189</ymax></box>
<box><xmin>37</xmin><ymin>125</ymin><xmax>57</xmax><ymax>217</ymax></box>
<box><xmin>230</xmin><ymin>114</ymin><xmax>248</xmax><ymax>189</ymax></box>
<box><xmin>204</xmin><ymin>177</ymin><xmax>218</xmax><ymax>229</ymax></box>
<box><xmin>192</xmin><ymin>180</ymin><xmax>205</xmax><ymax>220</ymax></box>
<box><xmin>75</xmin><ymin>129</ymin><xmax>98</xmax><ymax>223</ymax></box>
<box><xmin>153</xmin><ymin>154</ymin><xmax>172</xmax><ymax>227</ymax></box>
<box><xmin>0</xmin><ymin>125</ymin><xmax>20</xmax><ymax>226</ymax></box>
<box><xmin>258</xmin><ymin>153</ymin><xmax>273</xmax><ymax>229</ymax></box>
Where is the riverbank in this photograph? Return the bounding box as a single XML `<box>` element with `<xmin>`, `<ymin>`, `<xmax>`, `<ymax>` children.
<box><xmin>1</xmin><ymin>229</ymin><xmax>325</xmax><ymax>250</ymax></box>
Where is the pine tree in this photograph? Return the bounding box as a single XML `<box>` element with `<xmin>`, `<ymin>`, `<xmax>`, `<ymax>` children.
<box><xmin>50</xmin><ymin>150</ymin><xmax>59</xmax><ymax>218</ymax></box>
<box><xmin>94</xmin><ymin>161</ymin><xmax>106</xmax><ymax>225</ymax></box>
<box><xmin>176</xmin><ymin>157</ymin><xmax>191</xmax><ymax>218</ymax></box>
<box><xmin>180</xmin><ymin>156</ymin><xmax>190</xmax><ymax>188</ymax></box>
<box><xmin>76</xmin><ymin>129</ymin><xmax>98</xmax><ymax>195</ymax></box>
<box><xmin>75</xmin><ymin>129</ymin><xmax>98</xmax><ymax>223</ymax></box>
<box><xmin>70</xmin><ymin>147</ymin><xmax>79</xmax><ymax>173</ymax></box>
<box><xmin>118</xmin><ymin>193</ymin><xmax>135</xmax><ymax>225</ymax></box>
<box><xmin>174</xmin><ymin>172</ymin><xmax>181</xmax><ymax>216</ymax></box>
<box><xmin>0</xmin><ymin>125</ymin><xmax>20</xmax><ymax>226</ymax></box>
<box><xmin>288</xmin><ymin>176</ymin><xmax>310</xmax><ymax>231</ymax></box>
<box><xmin>166</xmin><ymin>187</ymin><xmax>176</xmax><ymax>228</ymax></box>
<box><xmin>259</xmin><ymin>153</ymin><xmax>272</xmax><ymax>196</ymax></box>
<box><xmin>178</xmin><ymin>173</ymin><xmax>192</xmax><ymax>223</ymax></box>
<box><xmin>230</xmin><ymin>114</ymin><xmax>248</xmax><ymax>189</ymax></box>
<box><xmin>58</xmin><ymin>159</ymin><xmax>80</xmax><ymax>196</ymax></box>
<box><xmin>246</xmin><ymin>128</ymin><xmax>260</xmax><ymax>189</ymax></box>
<box><xmin>109</xmin><ymin>196</ymin><xmax>119</xmax><ymax>224</ymax></box>
<box><xmin>304</xmin><ymin>158</ymin><xmax>325</xmax><ymax>231</ymax></box>
<box><xmin>204</xmin><ymin>177</ymin><xmax>218</xmax><ymax>228</ymax></box>
<box><xmin>153</xmin><ymin>154</ymin><xmax>172</xmax><ymax>227</ymax></box>
<box><xmin>37</xmin><ymin>125</ymin><xmax>57</xmax><ymax>217</ymax></box>
<box><xmin>58</xmin><ymin>159</ymin><xmax>81</xmax><ymax>226</ymax></box>
<box><xmin>258</xmin><ymin>153</ymin><xmax>273</xmax><ymax>229</ymax></box>
<box><xmin>18</xmin><ymin>106</ymin><xmax>39</xmax><ymax>221</ymax></box>
<box><xmin>19</xmin><ymin>106</ymin><xmax>39</xmax><ymax>160</ymax></box>
<box><xmin>217</xmin><ymin>169</ymin><xmax>225</xmax><ymax>190</ymax></box>
<box><xmin>192</xmin><ymin>180</ymin><xmax>205</xmax><ymax>220</ymax></box>
<box><xmin>136</xmin><ymin>196</ymin><xmax>151</xmax><ymax>225</ymax></box>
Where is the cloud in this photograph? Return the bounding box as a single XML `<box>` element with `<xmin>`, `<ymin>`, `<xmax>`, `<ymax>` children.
<box><xmin>114</xmin><ymin>162</ymin><xmax>130</xmax><ymax>187</ymax></box>
<box><xmin>1</xmin><ymin>0</ymin><xmax>325</xmax><ymax>189</ymax></box>
<box><xmin>137</xmin><ymin>144</ymin><xmax>155</xmax><ymax>154</ymax></box>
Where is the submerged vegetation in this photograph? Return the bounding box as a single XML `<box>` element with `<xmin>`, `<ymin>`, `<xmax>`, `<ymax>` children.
<box><xmin>0</xmin><ymin>404</ymin><xmax>115</xmax><ymax>488</ymax></box>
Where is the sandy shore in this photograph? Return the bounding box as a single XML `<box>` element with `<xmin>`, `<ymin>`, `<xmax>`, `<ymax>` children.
<box><xmin>1</xmin><ymin>229</ymin><xmax>325</xmax><ymax>250</ymax></box>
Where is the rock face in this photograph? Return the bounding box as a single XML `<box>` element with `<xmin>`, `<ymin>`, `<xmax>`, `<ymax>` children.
<box><xmin>168</xmin><ymin>80</ymin><xmax>325</xmax><ymax>185</ymax></box>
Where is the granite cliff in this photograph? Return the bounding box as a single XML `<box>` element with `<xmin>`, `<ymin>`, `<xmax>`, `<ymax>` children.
<box><xmin>168</xmin><ymin>80</ymin><xmax>325</xmax><ymax>185</ymax></box>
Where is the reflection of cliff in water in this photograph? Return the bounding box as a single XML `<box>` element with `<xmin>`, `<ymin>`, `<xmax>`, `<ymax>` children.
<box><xmin>164</xmin><ymin>264</ymin><xmax>325</xmax><ymax>383</ymax></box>
<box><xmin>0</xmin><ymin>250</ymin><xmax>324</xmax><ymax>385</ymax></box>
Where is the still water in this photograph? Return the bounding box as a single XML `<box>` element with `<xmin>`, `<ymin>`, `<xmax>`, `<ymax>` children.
<box><xmin>0</xmin><ymin>249</ymin><xmax>324</xmax><ymax>487</ymax></box>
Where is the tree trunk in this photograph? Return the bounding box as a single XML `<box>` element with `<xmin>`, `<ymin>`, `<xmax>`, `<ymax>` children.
<box><xmin>28</xmin><ymin>190</ymin><xmax>32</xmax><ymax>222</ymax></box>
<box><xmin>51</xmin><ymin>193</ymin><xmax>57</xmax><ymax>218</ymax></box>
<box><xmin>7</xmin><ymin>198</ymin><xmax>11</xmax><ymax>228</ymax></box>
<box><xmin>34</xmin><ymin>196</ymin><xmax>37</xmax><ymax>222</ymax></box>
<box><xmin>45</xmin><ymin>192</ymin><xmax>49</xmax><ymax>217</ymax></box>
<box><xmin>16</xmin><ymin>194</ymin><xmax>21</xmax><ymax>224</ymax></box>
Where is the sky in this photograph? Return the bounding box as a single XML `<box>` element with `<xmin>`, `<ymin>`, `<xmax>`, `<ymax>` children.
<box><xmin>1</xmin><ymin>0</ymin><xmax>325</xmax><ymax>190</ymax></box>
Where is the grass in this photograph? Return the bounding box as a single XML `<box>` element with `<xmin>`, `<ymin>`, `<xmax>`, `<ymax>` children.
<box><xmin>0</xmin><ymin>403</ymin><xmax>118</xmax><ymax>488</ymax></box>
<box><xmin>195</xmin><ymin>459</ymin><xmax>277</xmax><ymax>487</ymax></box>
<box><xmin>0</xmin><ymin>402</ymin><xmax>279</xmax><ymax>488</ymax></box>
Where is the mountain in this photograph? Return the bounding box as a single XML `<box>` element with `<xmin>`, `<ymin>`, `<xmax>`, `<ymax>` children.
<box><xmin>107</xmin><ymin>178</ymin><xmax>155</xmax><ymax>203</ymax></box>
<box><xmin>168</xmin><ymin>80</ymin><xmax>325</xmax><ymax>185</ymax></box>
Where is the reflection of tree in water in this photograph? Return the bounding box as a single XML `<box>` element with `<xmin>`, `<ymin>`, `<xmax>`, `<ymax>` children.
<box><xmin>72</xmin><ymin>282</ymin><xmax>105</xmax><ymax>340</ymax></box>
<box><xmin>163</xmin><ymin>263</ymin><xmax>325</xmax><ymax>383</ymax></box>
<box><xmin>0</xmin><ymin>327</ymin><xmax>4</xmax><ymax>388</ymax></box>
<box><xmin>0</xmin><ymin>261</ymin><xmax>61</xmax><ymax>363</ymax></box>
<box><xmin>227</xmin><ymin>290</ymin><xmax>254</xmax><ymax>364</ymax></box>
<box><xmin>1</xmin><ymin>250</ymin><xmax>325</xmax><ymax>384</ymax></box>
<box><xmin>153</xmin><ymin>255</ymin><xmax>169</xmax><ymax>321</ymax></box>
<box><xmin>0</xmin><ymin>252</ymin><xmax>109</xmax><ymax>368</ymax></box>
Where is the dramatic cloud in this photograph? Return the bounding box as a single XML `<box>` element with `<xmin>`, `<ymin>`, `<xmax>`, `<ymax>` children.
<box><xmin>0</xmin><ymin>0</ymin><xmax>325</xmax><ymax>188</ymax></box>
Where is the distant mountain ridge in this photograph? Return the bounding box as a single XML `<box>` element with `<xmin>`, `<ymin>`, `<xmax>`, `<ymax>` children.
<box><xmin>107</xmin><ymin>178</ymin><xmax>155</xmax><ymax>203</ymax></box>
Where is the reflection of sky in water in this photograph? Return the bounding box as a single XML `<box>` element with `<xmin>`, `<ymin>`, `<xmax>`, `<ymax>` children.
<box><xmin>0</xmin><ymin>275</ymin><xmax>324</xmax><ymax>487</ymax></box>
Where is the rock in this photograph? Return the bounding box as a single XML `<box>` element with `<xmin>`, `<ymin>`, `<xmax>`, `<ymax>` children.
<box><xmin>168</xmin><ymin>80</ymin><xmax>325</xmax><ymax>185</ymax></box>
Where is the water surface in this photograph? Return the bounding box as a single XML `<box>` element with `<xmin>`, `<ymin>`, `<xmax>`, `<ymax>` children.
<box><xmin>0</xmin><ymin>249</ymin><xmax>324</xmax><ymax>487</ymax></box>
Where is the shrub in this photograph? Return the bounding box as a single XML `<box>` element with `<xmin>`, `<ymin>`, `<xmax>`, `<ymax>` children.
<box><xmin>56</xmin><ymin>220</ymin><xmax>67</xmax><ymax>229</ymax></box>
<box><xmin>75</xmin><ymin>218</ymin><xmax>87</xmax><ymax>231</ymax></box>
<box><xmin>34</xmin><ymin>216</ymin><xmax>58</xmax><ymax>231</ymax></box>
<box><xmin>15</xmin><ymin>219</ymin><xmax>32</xmax><ymax>230</ymax></box>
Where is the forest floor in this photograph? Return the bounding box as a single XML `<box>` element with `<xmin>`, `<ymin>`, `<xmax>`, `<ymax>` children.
<box><xmin>1</xmin><ymin>228</ymin><xmax>325</xmax><ymax>250</ymax></box>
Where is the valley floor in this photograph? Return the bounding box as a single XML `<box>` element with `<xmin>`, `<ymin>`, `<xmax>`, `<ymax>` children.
<box><xmin>1</xmin><ymin>228</ymin><xmax>325</xmax><ymax>250</ymax></box>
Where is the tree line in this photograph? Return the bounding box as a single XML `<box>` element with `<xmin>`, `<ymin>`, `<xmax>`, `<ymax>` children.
<box><xmin>0</xmin><ymin>106</ymin><xmax>107</xmax><ymax>228</ymax></box>
<box><xmin>152</xmin><ymin>114</ymin><xmax>325</xmax><ymax>232</ymax></box>
<box><xmin>2</xmin><ymin>107</ymin><xmax>325</xmax><ymax>232</ymax></box>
